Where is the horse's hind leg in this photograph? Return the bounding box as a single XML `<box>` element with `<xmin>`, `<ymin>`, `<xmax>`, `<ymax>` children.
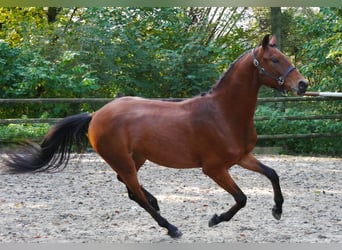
<box><xmin>117</xmin><ymin>175</ymin><xmax>160</xmax><ymax>211</ymax></box>
<box><xmin>119</xmin><ymin>170</ymin><xmax>181</xmax><ymax>237</ymax></box>
<box><xmin>104</xmin><ymin>154</ymin><xmax>181</xmax><ymax>238</ymax></box>
<box><xmin>238</xmin><ymin>153</ymin><xmax>284</xmax><ymax>220</ymax></box>
<box><xmin>117</xmin><ymin>153</ymin><xmax>160</xmax><ymax>211</ymax></box>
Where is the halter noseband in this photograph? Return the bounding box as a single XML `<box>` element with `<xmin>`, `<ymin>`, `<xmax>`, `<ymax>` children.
<box><xmin>251</xmin><ymin>48</ymin><xmax>295</xmax><ymax>86</ymax></box>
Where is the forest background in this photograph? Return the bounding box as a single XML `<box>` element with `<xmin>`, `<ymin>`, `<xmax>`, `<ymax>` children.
<box><xmin>0</xmin><ymin>7</ymin><xmax>341</xmax><ymax>155</ymax></box>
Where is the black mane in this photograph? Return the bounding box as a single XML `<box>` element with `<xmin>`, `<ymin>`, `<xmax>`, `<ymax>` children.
<box><xmin>209</xmin><ymin>50</ymin><xmax>250</xmax><ymax>93</ymax></box>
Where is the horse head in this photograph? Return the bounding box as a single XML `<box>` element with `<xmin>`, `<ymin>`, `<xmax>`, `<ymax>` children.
<box><xmin>252</xmin><ymin>34</ymin><xmax>308</xmax><ymax>95</ymax></box>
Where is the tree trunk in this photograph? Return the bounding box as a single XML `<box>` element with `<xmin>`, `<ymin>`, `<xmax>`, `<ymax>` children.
<box><xmin>271</xmin><ymin>7</ymin><xmax>282</xmax><ymax>50</ymax></box>
<box><xmin>46</xmin><ymin>7</ymin><xmax>60</xmax><ymax>23</ymax></box>
<box><xmin>270</xmin><ymin>7</ymin><xmax>285</xmax><ymax>108</ymax></box>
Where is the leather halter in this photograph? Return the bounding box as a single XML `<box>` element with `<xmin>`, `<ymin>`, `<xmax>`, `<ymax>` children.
<box><xmin>251</xmin><ymin>48</ymin><xmax>295</xmax><ymax>87</ymax></box>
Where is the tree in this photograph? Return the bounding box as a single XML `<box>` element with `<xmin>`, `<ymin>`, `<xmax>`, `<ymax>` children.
<box><xmin>296</xmin><ymin>7</ymin><xmax>341</xmax><ymax>92</ymax></box>
<box><xmin>271</xmin><ymin>7</ymin><xmax>282</xmax><ymax>50</ymax></box>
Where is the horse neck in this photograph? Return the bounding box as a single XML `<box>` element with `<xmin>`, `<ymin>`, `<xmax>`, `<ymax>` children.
<box><xmin>212</xmin><ymin>53</ymin><xmax>261</xmax><ymax>118</ymax></box>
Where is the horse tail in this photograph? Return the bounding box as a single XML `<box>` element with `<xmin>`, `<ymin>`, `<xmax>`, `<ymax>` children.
<box><xmin>4</xmin><ymin>113</ymin><xmax>92</xmax><ymax>173</ymax></box>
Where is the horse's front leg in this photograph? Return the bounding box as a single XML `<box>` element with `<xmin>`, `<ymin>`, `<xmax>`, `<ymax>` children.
<box><xmin>203</xmin><ymin>166</ymin><xmax>247</xmax><ymax>227</ymax></box>
<box><xmin>238</xmin><ymin>153</ymin><xmax>284</xmax><ymax>220</ymax></box>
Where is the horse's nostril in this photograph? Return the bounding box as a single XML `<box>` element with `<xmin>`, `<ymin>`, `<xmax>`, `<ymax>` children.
<box><xmin>298</xmin><ymin>81</ymin><xmax>308</xmax><ymax>91</ymax></box>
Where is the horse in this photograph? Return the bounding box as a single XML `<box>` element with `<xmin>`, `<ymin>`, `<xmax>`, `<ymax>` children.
<box><xmin>3</xmin><ymin>35</ymin><xmax>308</xmax><ymax>238</ymax></box>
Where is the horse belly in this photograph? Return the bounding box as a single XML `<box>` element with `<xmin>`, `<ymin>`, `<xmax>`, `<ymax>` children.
<box><xmin>141</xmin><ymin>143</ymin><xmax>199</xmax><ymax>169</ymax></box>
<box><xmin>130</xmin><ymin>117</ymin><xmax>200</xmax><ymax>168</ymax></box>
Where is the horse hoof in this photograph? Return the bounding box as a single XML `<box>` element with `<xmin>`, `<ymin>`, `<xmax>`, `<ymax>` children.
<box><xmin>168</xmin><ymin>229</ymin><xmax>182</xmax><ymax>238</ymax></box>
<box><xmin>208</xmin><ymin>214</ymin><xmax>220</xmax><ymax>227</ymax></box>
<box><xmin>272</xmin><ymin>207</ymin><xmax>282</xmax><ymax>220</ymax></box>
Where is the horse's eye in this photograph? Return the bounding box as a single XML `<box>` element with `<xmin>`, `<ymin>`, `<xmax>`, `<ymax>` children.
<box><xmin>271</xmin><ymin>57</ymin><xmax>279</xmax><ymax>63</ymax></box>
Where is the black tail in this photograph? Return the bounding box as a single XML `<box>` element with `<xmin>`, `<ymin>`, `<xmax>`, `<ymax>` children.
<box><xmin>3</xmin><ymin>113</ymin><xmax>92</xmax><ymax>173</ymax></box>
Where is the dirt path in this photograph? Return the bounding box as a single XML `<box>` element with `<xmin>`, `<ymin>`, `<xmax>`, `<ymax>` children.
<box><xmin>0</xmin><ymin>153</ymin><xmax>341</xmax><ymax>243</ymax></box>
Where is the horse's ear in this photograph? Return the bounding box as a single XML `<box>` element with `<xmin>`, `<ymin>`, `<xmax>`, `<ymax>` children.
<box><xmin>261</xmin><ymin>34</ymin><xmax>271</xmax><ymax>49</ymax></box>
<box><xmin>269</xmin><ymin>35</ymin><xmax>277</xmax><ymax>47</ymax></box>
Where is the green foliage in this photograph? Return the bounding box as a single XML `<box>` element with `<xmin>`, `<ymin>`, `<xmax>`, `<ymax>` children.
<box><xmin>2</xmin><ymin>7</ymin><xmax>340</xmax><ymax>100</ymax></box>
<box><xmin>0</xmin><ymin>41</ymin><xmax>26</xmax><ymax>97</ymax></box>
<box><xmin>255</xmin><ymin>103</ymin><xmax>342</xmax><ymax>155</ymax></box>
<box><xmin>0</xmin><ymin>7</ymin><xmax>246</xmax><ymax>99</ymax></box>
<box><xmin>55</xmin><ymin>7</ymin><xmax>245</xmax><ymax>98</ymax></box>
<box><xmin>0</xmin><ymin>40</ymin><xmax>100</xmax><ymax>117</ymax></box>
<box><xmin>0</xmin><ymin>123</ymin><xmax>49</xmax><ymax>145</ymax></box>
<box><xmin>296</xmin><ymin>8</ymin><xmax>342</xmax><ymax>92</ymax></box>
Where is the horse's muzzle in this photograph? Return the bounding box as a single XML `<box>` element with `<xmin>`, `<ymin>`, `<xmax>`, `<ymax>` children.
<box><xmin>297</xmin><ymin>80</ymin><xmax>308</xmax><ymax>95</ymax></box>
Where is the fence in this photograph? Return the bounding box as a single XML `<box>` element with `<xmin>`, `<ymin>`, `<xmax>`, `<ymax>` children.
<box><xmin>1</xmin><ymin>95</ymin><xmax>342</xmax><ymax>142</ymax></box>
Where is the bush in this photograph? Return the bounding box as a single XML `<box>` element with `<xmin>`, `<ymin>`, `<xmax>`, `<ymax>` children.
<box><xmin>0</xmin><ymin>123</ymin><xmax>50</xmax><ymax>146</ymax></box>
<box><xmin>255</xmin><ymin>104</ymin><xmax>342</xmax><ymax>156</ymax></box>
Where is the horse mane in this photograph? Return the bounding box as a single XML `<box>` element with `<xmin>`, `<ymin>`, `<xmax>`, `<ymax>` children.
<box><xmin>209</xmin><ymin>50</ymin><xmax>250</xmax><ymax>93</ymax></box>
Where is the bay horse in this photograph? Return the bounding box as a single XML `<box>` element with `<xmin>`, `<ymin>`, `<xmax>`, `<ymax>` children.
<box><xmin>3</xmin><ymin>35</ymin><xmax>308</xmax><ymax>238</ymax></box>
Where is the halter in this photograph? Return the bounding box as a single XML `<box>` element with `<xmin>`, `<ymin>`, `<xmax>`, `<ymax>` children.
<box><xmin>251</xmin><ymin>48</ymin><xmax>295</xmax><ymax>87</ymax></box>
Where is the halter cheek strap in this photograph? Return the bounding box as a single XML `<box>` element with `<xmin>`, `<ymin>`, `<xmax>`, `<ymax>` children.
<box><xmin>278</xmin><ymin>65</ymin><xmax>296</xmax><ymax>85</ymax></box>
<box><xmin>251</xmin><ymin>48</ymin><xmax>295</xmax><ymax>86</ymax></box>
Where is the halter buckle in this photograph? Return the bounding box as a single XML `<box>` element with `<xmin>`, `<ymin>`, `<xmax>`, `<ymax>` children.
<box><xmin>278</xmin><ymin>77</ymin><xmax>285</xmax><ymax>85</ymax></box>
<box><xmin>253</xmin><ymin>58</ymin><xmax>259</xmax><ymax>67</ymax></box>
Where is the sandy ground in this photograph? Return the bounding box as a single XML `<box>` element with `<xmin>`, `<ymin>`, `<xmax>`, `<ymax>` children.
<box><xmin>0</xmin><ymin>153</ymin><xmax>341</xmax><ymax>243</ymax></box>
